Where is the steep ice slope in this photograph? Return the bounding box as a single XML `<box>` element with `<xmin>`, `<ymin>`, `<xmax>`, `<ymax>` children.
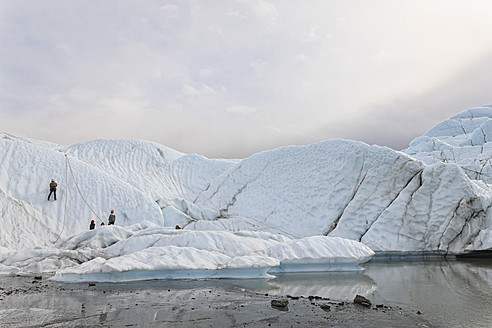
<box><xmin>64</xmin><ymin>139</ymin><xmax>236</xmax><ymax>202</ymax></box>
<box><xmin>359</xmin><ymin>164</ymin><xmax>491</xmax><ymax>254</ymax></box>
<box><xmin>0</xmin><ymin>136</ymin><xmax>237</xmax><ymax>250</ymax></box>
<box><xmin>0</xmin><ymin>136</ymin><xmax>164</xmax><ymax>249</ymax></box>
<box><xmin>0</xmin><ymin>188</ymin><xmax>57</xmax><ymax>249</ymax></box>
<box><xmin>196</xmin><ymin>140</ymin><xmax>406</xmax><ymax>237</ymax></box>
<box><xmin>195</xmin><ymin>139</ymin><xmax>491</xmax><ymax>254</ymax></box>
<box><xmin>63</xmin><ymin>139</ymin><xmax>236</xmax><ymax>227</ymax></box>
<box><xmin>402</xmin><ymin>105</ymin><xmax>492</xmax><ymax>253</ymax></box>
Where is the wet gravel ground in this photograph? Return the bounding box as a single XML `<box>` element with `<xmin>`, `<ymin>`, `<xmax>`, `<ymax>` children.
<box><xmin>0</xmin><ymin>274</ymin><xmax>436</xmax><ymax>328</ymax></box>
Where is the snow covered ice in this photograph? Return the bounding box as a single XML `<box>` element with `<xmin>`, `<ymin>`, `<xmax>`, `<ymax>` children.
<box><xmin>2</xmin><ymin>105</ymin><xmax>492</xmax><ymax>281</ymax></box>
<box><xmin>49</xmin><ymin>227</ymin><xmax>373</xmax><ymax>282</ymax></box>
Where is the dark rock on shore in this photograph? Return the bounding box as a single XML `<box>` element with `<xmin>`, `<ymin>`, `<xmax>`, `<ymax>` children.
<box><xmin>354</xmin><ymin>294</ymin><xmax>372</xmax><ymax>307</ymax></box>
<box><xmin>271</xmin><ymin>299</ymin><xmax>289</xmax><ymax>308</ymax></box>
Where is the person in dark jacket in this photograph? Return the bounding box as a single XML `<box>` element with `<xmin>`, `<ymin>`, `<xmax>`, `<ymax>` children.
<box><xmin>47</xmin><ymin>179</ymin><xmax>57</xmax><ymax>201</ymax></box>
<box><xmin>90</xmin><ymin>220</ymin><xmax>95</xmax><ymax>230</ymax></box>
<box><xmin>108</xmin><ymin>210</ymin><xmax>116</xmax><ymax>225</ymax></box>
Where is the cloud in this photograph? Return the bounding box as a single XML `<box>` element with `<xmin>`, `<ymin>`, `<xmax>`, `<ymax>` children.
<box><xmin>253</xmin><ymin>0</ymin><xmax>278</xmax><ymax>27</ymax></box>
<box><xmin>1</xmin><ymin>1</ymin><xmax>492</xmax><ymax>158</ymax></box>
<box><xmin>301</xmin><ymin>27</ymin><xmax>322</xmax><ymax>43</ymax></box>
<box><xmin>199</xmin><ymin>68</ymin><xmax>213</xmax><ymax>78</ymax></box>
<box><xmin>227</xmin><ymin>104</ymin><xmax>258</xmax><ymax>115</ymax></box>
<box><xmin>312</xmin><ymin>51</ymin><xmax>492</xmax><ymax>151</ymax></box>
<box><xmin>181</xmin><ymin>84</ymin><xmax>214</xmax><ymax>97</ymax></box>
<box><xmin>161</xmin><ymin>4</ymin><xmax>178</xmax><ymax>12</ymax></box>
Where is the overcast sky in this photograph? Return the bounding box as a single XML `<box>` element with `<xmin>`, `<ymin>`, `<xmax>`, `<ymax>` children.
<box><xmin>1</xmin><ymin>1</ymin><xmax>492</xmax><ymax>158</ymax></box>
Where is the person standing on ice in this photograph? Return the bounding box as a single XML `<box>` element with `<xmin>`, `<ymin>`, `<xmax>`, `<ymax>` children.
<box><xmin>89</xmin><ymin>220</ymin><xmax>95</xmax><ymax>230</ymax></box>
<box><xmin>108</xmin><ymin>210</ymin><xmax>116</xmax><ymax>225</ymax></box>
<box><xmin>47</xmin><ymin>179</ymin><xmax>57</xmax><ymax>201</ymax></box>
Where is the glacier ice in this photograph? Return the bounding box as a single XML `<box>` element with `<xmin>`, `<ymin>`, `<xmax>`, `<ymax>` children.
<box><xmin>50</xmin><ymin>227</ymin><xmax>374</xmax><ymax>282</ymax></box>
<box><xmin>1</xmin><ymin>105</ymin><xmax>492</xmax><ymax>281</ymax></box>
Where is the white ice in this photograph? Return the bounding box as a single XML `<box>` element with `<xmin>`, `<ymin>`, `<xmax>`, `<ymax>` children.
<box><xmin>50</xmin><ymin>227</ymin><xmax>374</xmax><ymax>282</ymax></box>
<box><xmin>2</xmin><ymin>105</ymin><xmax>492</xmax><ymax>281</ymax></box>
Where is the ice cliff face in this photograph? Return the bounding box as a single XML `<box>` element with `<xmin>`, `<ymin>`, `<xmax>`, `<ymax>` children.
<box><xmin>194</xmin><ymin>139</ymin><xmax>491</xmax><ymax>254</ymax></box>
<box><xmin>403</xmin><ymin>105</ymin><xmax>492</xmax><ymax>253</ymax></box>
<box><xmin>405</xmin><ymin>105</ymin><xmax>492</xmax><ymax>183</ymax></box>
<box><xmin>1</xmin><ymin>106</ymin><xmax>492</xmax><ymax>259</ymax></box>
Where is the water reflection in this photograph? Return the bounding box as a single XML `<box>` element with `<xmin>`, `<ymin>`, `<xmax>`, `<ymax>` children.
<box><xmin>1</xmin><ymin>259</ymin><xmax>490</xmax><ymax>327</ymax></box>
<box><xmin>239</xmin><ymin>259</ymin><xmax>492</xmax><ymax>328</ymax></box>
<box><xmin>361</xmin><ymin>259</ymin><xmax>492</xmax><ymax>328</ymax></box>
<box><xmin>264</xmin><ymin>271</ymin><xmax>377</xmax><ymax>301</ymax></box>
<box><xmin>54</xmin><ymin>259</ymin><xmax>492</xmax><ymax>327</ymax></box>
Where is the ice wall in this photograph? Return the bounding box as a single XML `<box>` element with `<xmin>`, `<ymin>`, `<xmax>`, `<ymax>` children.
<box><xmin>0</xmin><ymin>135</ymin><xmax>166</xmax><ymax>247</ymax></box>
<box><xmin>2</xmin><ymin>105</ymin><xmax>492</xmax><ymax>257</ymax></box>
<box><xmin>195</xmin><ymin>139</ymin><xmax>491</xmax><ymax>254</ymax></box>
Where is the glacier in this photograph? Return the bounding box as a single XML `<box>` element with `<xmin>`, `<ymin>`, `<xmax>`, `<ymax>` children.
<box><xmin>1</xmin><ymin>105</ymin><xmax>492</xmax><ymax>281</ymax></box>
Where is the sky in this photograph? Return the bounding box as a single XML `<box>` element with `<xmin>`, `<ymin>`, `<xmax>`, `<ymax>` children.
<box><xmin>1</xmin><ymin>0</ymin><xmax>492</xmax><ymax>158</ymax></box>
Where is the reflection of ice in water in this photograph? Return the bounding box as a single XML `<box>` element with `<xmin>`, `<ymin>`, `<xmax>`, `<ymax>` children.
<box><xmin>363</xmin><ymin>259</ymin><xmax>492</xmax><ymax>328</ymax></box>
<box><xmin>2</xmin><ymin>260</ymin><xmax>492</xmax><ymax>327</ymax></box>
<box><xmin>262</xmin><ymin>271</ymin><xmax>377</xmax><ymax>301</ymax></box>
<box><xmin>240</xmin><ymin>259</ymin><xmax>492</xmax><ymax>327</ymax></box>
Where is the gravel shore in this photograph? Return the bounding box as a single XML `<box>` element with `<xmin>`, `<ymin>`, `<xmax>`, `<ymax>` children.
<box><xmin>0</xmin><ymin>274</ymin><xmax>436</xmax><ymax>328</ymax></box>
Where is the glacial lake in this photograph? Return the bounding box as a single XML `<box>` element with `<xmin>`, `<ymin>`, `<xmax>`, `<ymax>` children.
<box><xmin>106</xmin><ymin>257</ymin><xmax>490</xmax><ymax>327</ymax></box>
<box><xmin>1</xmin><ymin>258</ymin><xmax>490</xmax><ymax>327</ymax></box>
<box><xmin>251</xmin><ymin>258</ymin><xmax>492</xmax><ymax>328</ymax></box>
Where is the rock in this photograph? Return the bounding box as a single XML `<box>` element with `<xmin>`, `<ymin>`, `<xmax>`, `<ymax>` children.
<box><xmin>308</xmin><ymin>295</ymin><xmax>324</xmax><ymax>301</ymax></box>
<box><xmin>354</xmin><ymin>294</ymin><xmax>372</xmax><ymax>307</ymax></box>
<box><xmin>320</xmin><ymin>304</ymin><xmax>331</xmax><ymax>311</ymax></box>
<box><xmin>271</xmin><ymin>299</ymin><xmax>289</xmax><ymax>308</ymax></box>
<box><xmin>88</xmin><ymin>283</ymin><xmax>96</xmax><ymax>287</ymax></box>
<box><xmin>34</xmin><ymin>276</ymin><xmax>42</xmax><ymax>280</ymax></box>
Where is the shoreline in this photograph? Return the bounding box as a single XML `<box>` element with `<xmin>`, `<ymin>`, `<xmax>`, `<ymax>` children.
<box><xmin>0</xmin><ymin>274</ymin><xmax>436</xmax><ymax>328</ymax></box>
